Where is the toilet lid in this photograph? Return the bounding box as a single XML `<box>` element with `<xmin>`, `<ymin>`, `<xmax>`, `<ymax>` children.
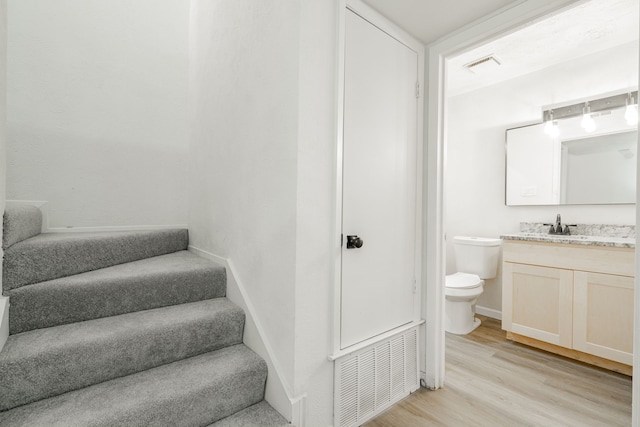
<box><xmin>446</xmin><ymin>272</ymin><xmax>482</xmax><ymax>289</ymax></box>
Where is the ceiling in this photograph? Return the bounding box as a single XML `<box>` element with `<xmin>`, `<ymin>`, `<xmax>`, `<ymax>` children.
<box><xmin>447</xmin><ymin>0</ymin><xmax>639</xmax><ymax>95</ymax></box>
<box><xmin>361</xmin><ymin>0</ymin><xmax>639</xmax><ymax>96</ymax></box>
<box><xmin>360</xmin><ymin>0</ymin><xmax>515</xmax><ymax>45</ymax></box>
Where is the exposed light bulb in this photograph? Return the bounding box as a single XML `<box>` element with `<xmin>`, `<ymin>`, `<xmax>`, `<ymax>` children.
<box><xmin>581</xmin><ymin>103</ymin><xmax>596</xmax><ymax>132</ymax></box>
<box><xmin>625</xmin><ymin>95</ymin><xmax>638</xmax><ymax>126</ymax></box>
<box><xmin>581</xmin><ymin>114</ymin><xmax>596</xmax><ymax>132</ymax></box>
<box><xmin>544</xmin><ymin>120</ymin><xmax>559</xmax><ymax>138</ymax></box>
<box><xmin>543</xmin><ymin>110</ymin><xmax>559</xmax><ymax>138</ymax></box>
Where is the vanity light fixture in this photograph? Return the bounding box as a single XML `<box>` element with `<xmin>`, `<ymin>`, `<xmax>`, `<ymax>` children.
<box><xmin>625</xmin><ymin>93</ymin><xmax>638</xmax><ymax>126</ymax></box>
<box><xmin>543</xmin><ymin>110</ymin><xmax>560</xmax><ymax>138</ymax></box>
<box><xmin>581</xmin><ymin>102</ymin><xmax>596</xmax><ymax>133</ymax></box>
<box><xmin>542</xmin><ymin>90</ymin><xmax>638</xmax><ymax>135</ymax></box>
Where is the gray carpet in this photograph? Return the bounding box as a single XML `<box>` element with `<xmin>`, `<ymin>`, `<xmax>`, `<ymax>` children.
<box><xmin>3</xmin><ymin>229</ymin><xmax>189</xmax><ymax>290</ymax></box>
<box><xmin>208</xmin><ymin>401</ymin><xmax>291</xmax><ymax>427</ymax></box>
<box><xmin>0</xmin><ymin>298</ymin><xmax>245</xmax><ymax>410</ymax></box>
<box><xmin>0</xmin><ymin>344</ymin><xmax>267</xmax><ymax>427</ymax></box>
<box><xmin>2</xmin><ymin>204</ymin><xmax>42</xmax><ymax>249</ymax></box>
<box><xmin>7</xmin><ymin>250</ymin><xmax>226</xmax><ymax>334</ymax></box>
<box><xmin>0</xmin><ymin>206</ymin><xmax>288</xmax><ymax>426</ymax></box>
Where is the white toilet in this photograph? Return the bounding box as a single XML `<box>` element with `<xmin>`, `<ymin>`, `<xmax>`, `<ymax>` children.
<box><xmin>445</xmin><ymin>236</ymin><xmax>502</xmax><ymax>335</ymax></box>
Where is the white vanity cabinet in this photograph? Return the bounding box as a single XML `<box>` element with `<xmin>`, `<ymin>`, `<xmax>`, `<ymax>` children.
<box><xmin>502</xmin><ymin>239</ymin><xmax>634</xmax><ymax>374</ymax></box>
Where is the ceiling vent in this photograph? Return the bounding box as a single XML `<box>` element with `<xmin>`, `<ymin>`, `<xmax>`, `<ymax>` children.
<box><xmin>464</xmin><ymin>55</ymin><xmax>501</xmax><ymax>74</ymax></box>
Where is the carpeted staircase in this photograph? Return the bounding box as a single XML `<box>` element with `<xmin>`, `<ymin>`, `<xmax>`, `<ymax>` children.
<box><xmin>0</xmin><ymin>204</ymin><xmax>289</xmax><ymax>427</ymax></box>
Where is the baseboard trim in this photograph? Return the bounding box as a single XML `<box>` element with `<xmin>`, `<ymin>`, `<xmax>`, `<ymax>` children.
<box><xmin>291</xmin><ymin>393</ymin><xmax>308</xmax><ymax>427</ymax></box>
<box><xmin>188</xmin><ymin>245</ymin><xmax>301</xmax><ymax>424</ymax></box>
<box><xmin>0</xmin><ymin>296</ymin><xmax>9</xmax><ymax>353</ymax></box>
<box><xmin>476</xmin><ymin>305</ymin><xmax>502</xmax><ymax>320</ymax></box>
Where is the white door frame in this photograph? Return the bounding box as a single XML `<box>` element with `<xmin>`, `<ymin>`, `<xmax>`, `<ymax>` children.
<box><xmin>423</xmin><ymin>0</ymin><xmax>640</xmax><ymax>404</ymax></box>
<box><xmin>332</xmin><ymin>0</ymin><xmax>424</xmax><ymax>357</ymax></box>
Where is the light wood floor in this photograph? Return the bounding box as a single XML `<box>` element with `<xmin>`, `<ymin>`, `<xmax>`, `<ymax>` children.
<box><xmin>364</xmin><ymin>315</ymin><xmax>632</xmax><ymax>427</ymax></box>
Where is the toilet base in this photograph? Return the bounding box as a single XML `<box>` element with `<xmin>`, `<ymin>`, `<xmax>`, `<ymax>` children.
<box><xmin>446</xmin><ymin>316</ymin><xmax>481</xmax><ymax>335</ymax></box>
<box><xmin>445</xmin><ymin>297</ymin><xmax>482</xmax><ymax>335</ymax></box>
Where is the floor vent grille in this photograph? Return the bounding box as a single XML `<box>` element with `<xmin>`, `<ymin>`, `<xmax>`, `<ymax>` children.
<box><xmin>334</xmin><ymin>326</ymin><xmax>420</xmax><ymax>427</ymax></box>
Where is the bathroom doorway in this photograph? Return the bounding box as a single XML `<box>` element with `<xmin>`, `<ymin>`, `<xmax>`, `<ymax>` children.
<box><xmin>443</xmin><ymin>0</ymin><xmax>638</xmax><ymax>323</ymax></box>
<box><xmin>434</xmin><ymin>0</ymin><xmax>638</xmax><ymax>421</ymax></box>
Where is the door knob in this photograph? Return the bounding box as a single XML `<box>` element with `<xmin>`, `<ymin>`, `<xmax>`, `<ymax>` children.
<box><xmin>346</xmin><ymin>235</ymin><xmax>364</xmax><ymax>249</ymax></box>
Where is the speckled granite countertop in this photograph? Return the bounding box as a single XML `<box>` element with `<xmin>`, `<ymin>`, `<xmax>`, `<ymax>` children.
<box><xmin>500</xmin><ymin>223</ymin><xmax>636</xmax><ymax>249</ymax></box>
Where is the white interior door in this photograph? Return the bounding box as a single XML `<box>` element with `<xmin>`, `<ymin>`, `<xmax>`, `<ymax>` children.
<box><xmin>340</xmin><ymin>9</ymin><xmax>419</xmax><ymax>350</ymax></box>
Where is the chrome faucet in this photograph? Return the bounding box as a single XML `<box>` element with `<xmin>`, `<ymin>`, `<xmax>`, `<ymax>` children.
<box><xmin>544</xmin><ymin>214</ymin><xmax>575</xmax><ymax>235</ymax></box>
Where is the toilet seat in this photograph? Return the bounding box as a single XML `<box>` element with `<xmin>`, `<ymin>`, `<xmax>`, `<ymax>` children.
<box><xmin>445</xmin><ymin>272</ymin><xmax>484</xmax><ymax>298</ymax></box>
<box><xmin>446</xmin><ymin>272</ymin><xmax>482</xmax><ymax>289</ymax></box>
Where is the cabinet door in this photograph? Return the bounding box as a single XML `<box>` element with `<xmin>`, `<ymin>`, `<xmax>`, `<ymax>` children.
<box><xmin>573</xmin><ymin>271</ymin><xmax>634</xmax><ymax>365</ymax></box>
<box><xmin>503</xmin><ymin>263</ymin><xmax>573</xmax><ymax>347</ymax></box>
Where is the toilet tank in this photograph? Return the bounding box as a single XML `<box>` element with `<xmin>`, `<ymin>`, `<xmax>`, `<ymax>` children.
<box><xmin>453</xmin><ymin>236</ymin><xmax>502</xmax><ymax>279</ymax></box>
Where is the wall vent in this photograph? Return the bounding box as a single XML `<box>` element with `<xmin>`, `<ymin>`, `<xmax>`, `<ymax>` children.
<box><xmin>334</xmin><ymin>326</ymin><xmax>419</xmax><ymax>427</ymax></box>
<box><xmin>465</xmin><ymin>55</ymin><xmax>501</xmax><ymax>74</ymax></box>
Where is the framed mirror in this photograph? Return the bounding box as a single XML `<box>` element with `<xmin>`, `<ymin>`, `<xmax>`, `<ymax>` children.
<box><xmin>506</xmin><ymin>106</ymin><xmax>637</xmax><ymax>206</ymax></box>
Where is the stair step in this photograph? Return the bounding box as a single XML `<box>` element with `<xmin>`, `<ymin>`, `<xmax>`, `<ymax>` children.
<box><xmin>0</xmin><ymin>344</ymin><xmax>266</xmax><ymax>427</ymax></box>
<box><xmin>3</xmin><ymin>228</ymin><xmax>189</xmax><ymax>291</ymax></box>
<box><xmin>7</xmin><ymin>250</ymin><xmax>225</xmax><ymax>334</ymax></box>
<box><xmin>2</xmin><ymin>204</ymin><xmax>42</xmax><ymax>250</ymax></box>
<box><xmin>207</xmin><ymin>401</ymin><xmax>290</xmax><ymax>427</ymax></box>
<box><xmin>0</xmin><ymin>298</ymin><xmax>244</xmax><ymax>411</ymax></box>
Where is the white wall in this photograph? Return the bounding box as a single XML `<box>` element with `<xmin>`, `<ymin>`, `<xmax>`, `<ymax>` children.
<box><xmin>6</xmin><ymin>0</ymin><xmax>190</xmax><ymax>228</ymax></box>
<box><xmin>294</xmin><ymin>0</ymin><xmax>337</xmax><ymax>422</ymax></box>
<box><xmin>189</xmin><ymin>0</ymin><xmax>299</xmax><ymax>393</ymax></box>
<box><xmin>0</xmin><ymin>0</ymin><xmax>8</xmax><ymax>350</ymax></box>
<box><xmin>189</xmin><ymin>1</ymin><xmax>337</xmax><ymax>424</ymax></box>
<box><xmin>446</xmin><ymin>41</ymin><xmax>638</xmax><ymax>313</ymax></box>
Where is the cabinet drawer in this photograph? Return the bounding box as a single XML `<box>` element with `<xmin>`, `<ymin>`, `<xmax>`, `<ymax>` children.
<box><xmin>503</xmin><ymin>240</ymin><xmax>635</xmax><ymax>276</ymax></box>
